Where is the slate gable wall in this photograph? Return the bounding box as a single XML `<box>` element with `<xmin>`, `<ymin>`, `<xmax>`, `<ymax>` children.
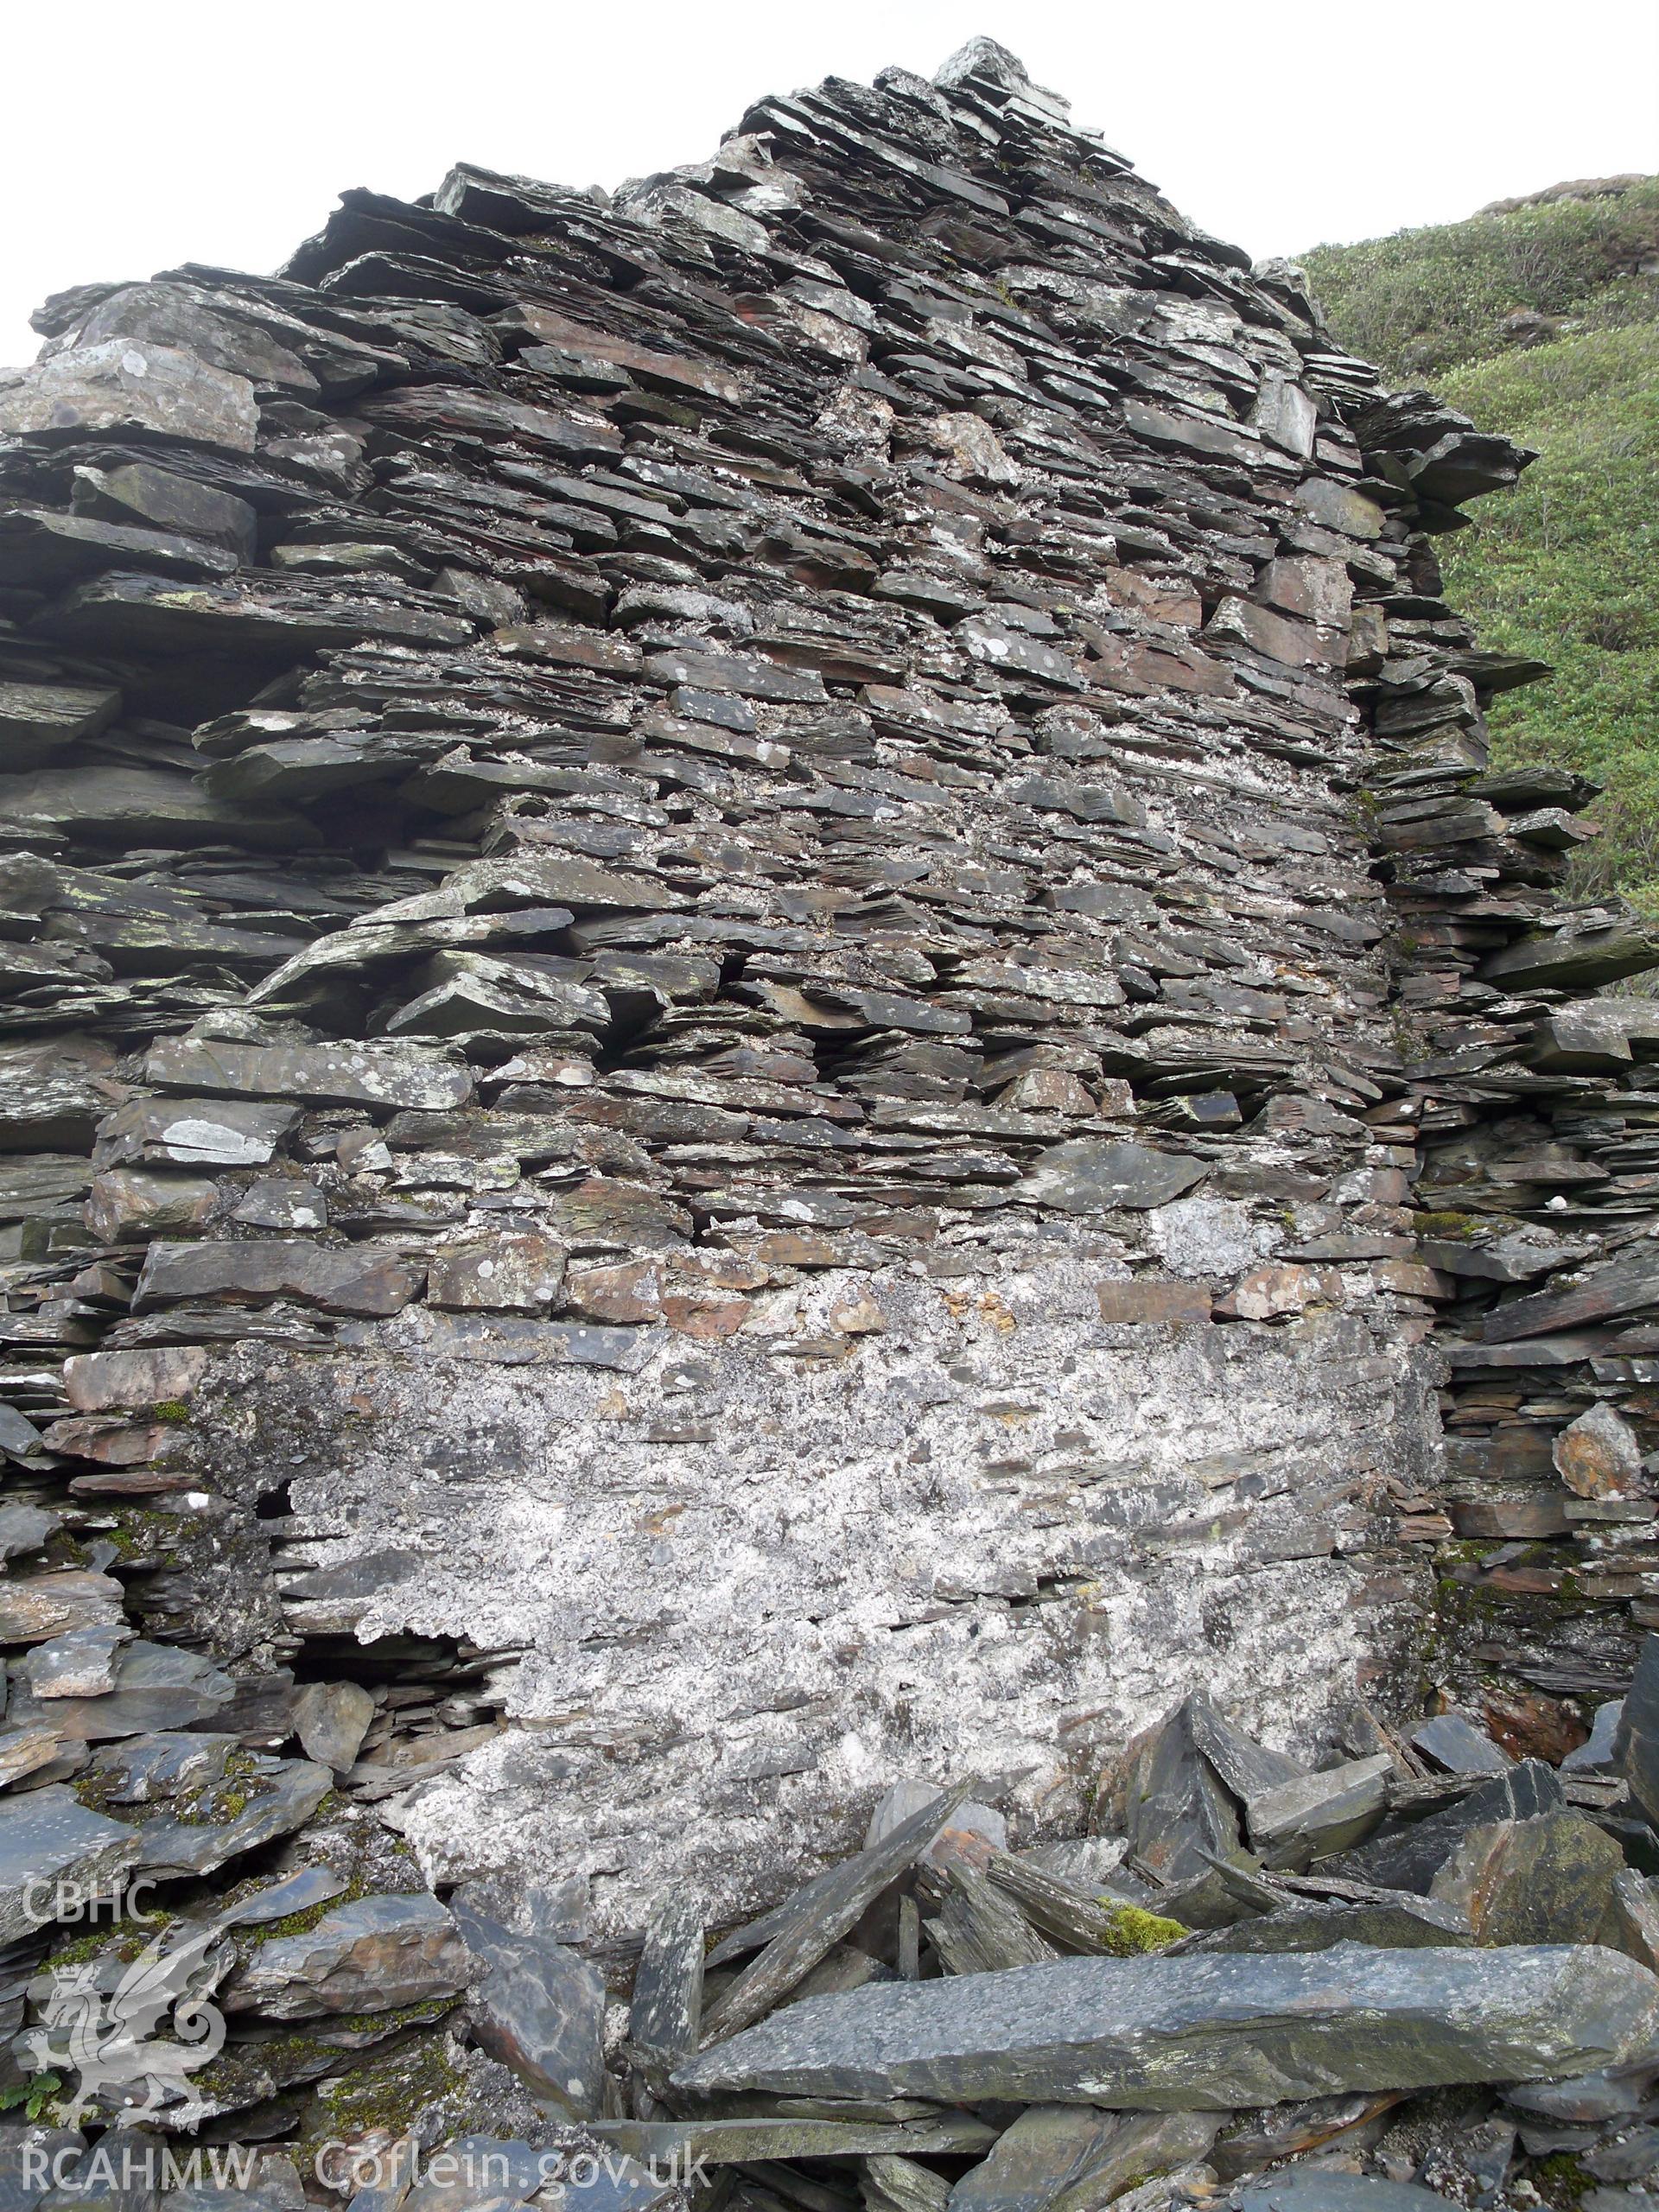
<box><xmin>0</xmin><ymin>39</ymin><xmax>1644</xmax><ymax>1958</ymax></box>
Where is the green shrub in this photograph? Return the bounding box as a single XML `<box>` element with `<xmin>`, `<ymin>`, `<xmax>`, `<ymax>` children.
<box><xmin>1302</xmin><ymin>182</ymin><xmax>1659</xmax><ymax>381</ymax></box>
<box><xmin>1439</xmin><ymin>322</ymin><xmax>1659</xmax><ymax>895</ymax></box>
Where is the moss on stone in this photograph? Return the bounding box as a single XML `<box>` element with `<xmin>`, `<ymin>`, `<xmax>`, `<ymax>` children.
<box><xmin>41</xmin><ymin>1910</ymin><xmax>176</xmax><ymax>1972</ymax></box>
<box><xmin>308</xmin><ymin>2030</ymin><xmax>471</xmax><ymax>2144</ymax></box>
<box><xmin>329</xmin><ymin>1995</ymin><xmax>458</xmax><ymax>2037</ymax></box>
<box><xmin>242</xmin><ymin>1874</ymin><xmax>371</xmax><ymax>1947</ymax></box>
<box><xmin>1529</xmin><ymin>2150</ymin><xmax>1593</xmax><ymax>2209</ymax></box>
<box><xmin>1096</xmin><ymin>1899</ymin><xmax>1188</xmax><ymax>1953</ymax></box>
<box><xmin>194</xmin><ymin>1999</ymin><xmax>455</xmax><ymax>2113</ymax></box>
<box><xmin>99</xmin><ymin>1507</ymin><xmax>182</xmax><ymax>1562</ymax></box>
<box><xmin>74</xmin><ymin>1746</ymin><xmax>273</xmax><ymax>1832</ymax></box>
<box><xmin>193</xmin><ymin>2025</ymin><xmax>337</xmax><ymax>2104</ymax></box>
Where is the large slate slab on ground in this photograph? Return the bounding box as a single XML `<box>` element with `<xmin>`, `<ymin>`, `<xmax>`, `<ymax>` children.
<box><xmin>1230</xmin><ymin>2177</ymin><xmax>1452</xmax><ymax>2211</ymax></box>
<box><xmin>674</xmin><ymin>1943</ymin><xmax>1659</xmax><ymax>2108</ymax></box>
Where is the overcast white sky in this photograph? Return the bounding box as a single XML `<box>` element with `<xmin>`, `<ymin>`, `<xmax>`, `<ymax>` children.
<box><xmin>3</xmin><ymin>0</ymin><xmax>1656</xmax><ymax>366</ymax></box>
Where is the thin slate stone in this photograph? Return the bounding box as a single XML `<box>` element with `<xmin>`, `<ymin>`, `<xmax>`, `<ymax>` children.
<box><xmin>862</xmin><ymin>2154</ymin><xmax>952</xmax><ymax>2212</ymax></box>
<box><xmin>225</xmin><ymin>1891</ymin><xmax>471</xmax><ymax>2019</ymax></box>
<box><xmin>982</xmin><ymin>1853</ymin><xmax>1185</xmax><ymax>1957</ymax></box>
<box><xmin>1565</xmin><ymin>1700</ymin><xmax>1624</xmax><ymax>1775</ymax></box>
<box><xmin>589</xmin><ymin>2118</ymin><xmax>997</xmax><ymax>2163</ymax></box>
<box><xmin>1244</xmin><ymin>1755</ymin><xmax>1394</xmax><ymax>1870</ymax></box>
<box><xmin>1014</xmin><ymin>1141</ymin><xmax>1206</xmax><ymax>1214</ymax></box>
<box><xmin>1410</xmin><ymin>1714</ymin><xmax>1513</xmax><ymax>1777</ymax></box>
<box><xmin>1230</xmin><ymin>2176</ymin><xmax>1452</xmax><ymax>2210</ymax></box>
<box><xmin>1186</xmin><ymin>1695</ymin><xmax>1306</xmax><ymax>1804</ymax></box>
<box><xmin>922</xmin><ymin>1864</ymin><xmax>1058</xmax><ymax>1976</ymax></box>
<box><xmin>1211</xmin><ymin>2093</ymin><xmax>1406</xmax><ymax>2182</ymax></box>
<box><xmin>699</xmin><ymin>1780</ymin><xmax>975</xmax><ymax>2044</ymax></box>
<box><xmin>133</xmin><ymin>1757</ymin><xmax>334</xmax><ymax>1878</ymax></box>
<box><xmin>1617</xmin><ymin>1636</ymin><xmax>1659</xmax><ymax>1829</ymax></box>
<box><xmin>628</xmin><ymin>1884</ymin><xmax>704</xmax><ymax>2060</ymax></box>
<box><xmin>1179</xmin><ymin>1897</ymin><xmax>1471</xmax><ymax>1954</ymax></box>
<box><xmin>947</xmin><ymin>2106</ymin><xmax>1219</xmax><ymax>2212</ymax></box>
<box><xmin>1119</xmin><ymin>1696</ymin><xmax>1249</xmax><ymax>1888</ymax></box>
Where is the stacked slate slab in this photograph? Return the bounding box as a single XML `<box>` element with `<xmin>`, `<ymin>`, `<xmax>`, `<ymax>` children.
<box><xmin>2</xmin><ymin>30</ymin><xmax>1658</xmax><ymax>2196</ymax></box>
<box><xmin>1370</xmin><ymin>767</ymin><xmax>1659</xmax><ymax>1735</ymax></box>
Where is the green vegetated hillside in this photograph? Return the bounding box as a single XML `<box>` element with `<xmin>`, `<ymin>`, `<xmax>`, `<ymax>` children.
<box><xmin>1303</xmin><ymin>179</ymin><xmax>1659</xmax><ymax>899</ymax></box>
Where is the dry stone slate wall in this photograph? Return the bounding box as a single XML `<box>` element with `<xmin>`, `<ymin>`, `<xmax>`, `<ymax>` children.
<box><xmin>0</xmin><ymin>30</ymin><xmax>1655</xmax><ymax>2167</ymax></box>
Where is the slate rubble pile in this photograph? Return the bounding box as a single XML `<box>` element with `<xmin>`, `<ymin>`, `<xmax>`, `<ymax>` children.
<box><xmin>15</xmin><ymin>1693</ymin><xmax>1659</xmax><ymax>2207</ymax></box>
<box><xmin>0</xmin><ymin>25</ymin><xmax>1657</xmax><ymax>2199</ymax></box>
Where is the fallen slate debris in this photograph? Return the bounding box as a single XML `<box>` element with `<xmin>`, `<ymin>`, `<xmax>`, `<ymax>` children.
<box><xmin>1336</xmin><ymin>1760</ymin><xmax>1565</xmax><ymax>1894</ymax></box>
<box><xmin>1568</xmin><ymin>1698</ymin><xmax>1628</xmax><ymax>1775</ymax></box>
<box><xmin>700</xmin><ymin>1783</ymin><xmax>976</xmax><ymax>2041</ymax></box>
<box><xmin>623</xmin><ymin>1676</ymin><xmax>1659</xmax><ymax>2206</ymax></box>
<box><xmin>949</xmin><ymin>2105</ymin><xmax>1223</xmax><ymax>2212</ymax></box>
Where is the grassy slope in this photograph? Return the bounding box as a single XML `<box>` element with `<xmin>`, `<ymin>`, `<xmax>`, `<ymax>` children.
<box><xmin>1302</xmin><ymin>184</ymin><xmax>1659</xmax><ymax>896</ymax></box>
